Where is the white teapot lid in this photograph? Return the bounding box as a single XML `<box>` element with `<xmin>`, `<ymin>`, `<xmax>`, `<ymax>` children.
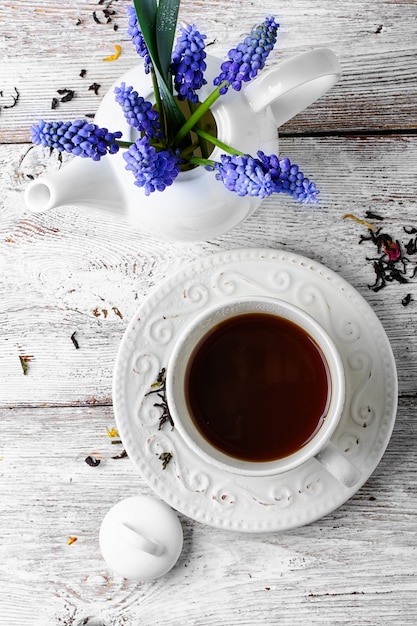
<box><xmin>99</xmin><ymin>496</ymin><xmax>183</xmax><ymax>581</ymax></box>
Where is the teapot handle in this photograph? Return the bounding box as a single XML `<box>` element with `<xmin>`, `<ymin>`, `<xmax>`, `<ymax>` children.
<box><xmin>244</xmin><ymin>48</ymin><xmax>341</xmax><ymax>128</ymax></box>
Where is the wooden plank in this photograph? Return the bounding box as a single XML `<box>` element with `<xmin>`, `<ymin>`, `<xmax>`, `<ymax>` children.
<box><xmin>1</xmin><ymin>1</ymin><xmax>416</xmax><ymax>142</ymax></box>
<box><xmin>1</xmin><ymin>136</ymin><xmax>416</xmax><ymax>406</ymax></box>
<box><xmin>0</xmin><ymin>400</ymin><xmax>415</xmax><ymax>624</ymax></box>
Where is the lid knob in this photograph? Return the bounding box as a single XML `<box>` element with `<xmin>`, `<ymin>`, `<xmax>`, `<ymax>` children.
<box><xmin>99</xmin><ymin>496</ymin><xmax>183</xmax><ymax>581</ymax></box>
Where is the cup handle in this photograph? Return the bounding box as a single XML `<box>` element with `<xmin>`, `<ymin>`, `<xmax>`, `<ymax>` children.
<box><xmin>244</xmin><ymin>48</ymin><xmax>341</xmax><ymax>127</ymax></box>
<box><xmin>315</xmin><ymin>441</ymin><xmax>362</xmax><ymax>489</ymax></box>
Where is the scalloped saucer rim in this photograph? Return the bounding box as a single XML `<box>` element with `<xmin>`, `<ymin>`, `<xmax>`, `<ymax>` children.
<box><xmin>113</xmin><ymin>248</ymin><xmax>398</xmax><ymax>532</ymax></box>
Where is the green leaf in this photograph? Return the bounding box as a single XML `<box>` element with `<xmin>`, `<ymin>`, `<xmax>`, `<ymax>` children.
<box><xmin>133</xmin><ymin>0</ymin><xmax>185</xmax><ymax>137</ymax></box>
<box><xmin>133</xmin><ymin>0</ymin><xmax>158</xmax><ymax>72</ymax></box>
<box><xmin>156</xmin><ymin>0</ymin><xmax>181</xmax><ymax>86</ymax></box>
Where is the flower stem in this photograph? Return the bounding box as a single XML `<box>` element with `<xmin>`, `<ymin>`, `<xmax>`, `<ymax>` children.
<box><xmin>172</xmin><ymin>82</ymin><xmax>227</xmax><ymax>148</ymax></box>
<box><xmin>193</xmin><ymin>127</ymin><xmax>244</xmax><ymax>157</ymax></box>
<box><xmin>188</xmin><ymin>100</ymin><xmax>209</xmax><ymax>159</ymax></box>
<box><xmin>116</xmin><ymin>140</ymin><xmax>133</xmax><ymax>149</ymax></box>
<box><xmin>188</xmin><ymin>155</ymin><xmax>216</xmax><ymax>168</ymax></box>
<box><xmin>151</xmin><ymin>69</ymin><xmax>166</xmax><ymax>136</ymax></box>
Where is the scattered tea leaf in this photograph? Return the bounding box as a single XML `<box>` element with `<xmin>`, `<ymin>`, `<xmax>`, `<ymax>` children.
<box><xmin>112</xmin><ymin>449</ymin><xmax>128</xmax><ymax>459</ymax></box>
<box><xmin>18</xmin><ymin>355</ymin><xmax>33</xmax><ymax>375</ymax></box>
<box><xmin>85</xmin><ymin>455</ymin><xmax>101</xmax><ymax>467</ymax></box>
<box><xmin>145</xmin><ymin>368</ymin><xmax>174</xmax><ymax>429</ymax></box>
<box><xmin>57</xmin><ymin>88</ymin><xmax>75</xmax><ymax>103</ymax></box>
<box><xmin>402</xmin><ymin>294</ymin><xmax>412</xmax><ymax>306</ymax></box>
<box><xmin>70</xmin><ymin>331</ymin><xmax>80</xmax><ymax>349</ymax></box>
<box><xmin>0</xmin><ymin>87</ymin><xmax>20</xmax><ymax>113</ymax></box>
<box><xmin>88</xmin><ymin>82</ymin><xmax>101</xmax><ymax>95</ymax></box>
<box><xmin>365</xmin><ymin>211</ymin><xmax>384</xmax><ymax>221</ymax></box>
<box><xmin>345</xmin><ymin>213</ymin><xmax>417</xmax><ymax>294</ymax></box>
<box><xmin>159</xmin><ymin>451</ymin><xmax>173</xmax><ymax>470</ymax></box>
<box><xmin>112</xmin><ymin>306</ymin><xmax>123</xmax><ymax>319</ymax></box>
<box><xmin>92</xmin><ymin>11</ymin><xmax>102</xmax><ymax>24</ymax></box>
<box><xmin>19</xmin><ymin>355</ymin><xmax>28</xmax><ymax>375</ymax></box>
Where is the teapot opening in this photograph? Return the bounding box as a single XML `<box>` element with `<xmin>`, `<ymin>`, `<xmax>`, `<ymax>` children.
<box><xmin>174</xmin><ymin>98</ymin><xmax>218</xmax><ymax>170</ymax></box>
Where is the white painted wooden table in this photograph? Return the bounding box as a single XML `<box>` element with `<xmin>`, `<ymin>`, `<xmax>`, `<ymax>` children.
<box><xmin>1</xmin><ymin>1</ymin><xmax>416</xmax><ymax>624</ymax></box>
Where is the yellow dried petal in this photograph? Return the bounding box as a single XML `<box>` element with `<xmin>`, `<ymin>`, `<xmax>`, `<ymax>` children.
<box><xmin>343</xmin><ymin>213</ymin><xmax>375</xmax><ymax>231</ymax></box>
<box><xmin>103</xmin><ymin>44</ymin><xmax>121</xmax><ymax>62</ymax></box>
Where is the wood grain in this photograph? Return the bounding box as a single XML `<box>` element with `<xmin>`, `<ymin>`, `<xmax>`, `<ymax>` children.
<box><xmin>0</xmin><ymin>400</ymin><xmax>416</xmax><ymax>625</ymax></box>
<box><xmin>2</xmin><ymin>136</ymin><xmax>417</xmax><ymax>406</ymax></box>
<box><xmin>2</xmin><ymin>0</ymin><xmax>417</xmax><ymax>623</ymax></box>
<box><xmin>1</xmin><ymin>1</ymin><xmax>416</xmax><ymax>142</ymax></box>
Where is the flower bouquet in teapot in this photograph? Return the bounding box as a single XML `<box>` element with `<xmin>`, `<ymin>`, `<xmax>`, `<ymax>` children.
<box><xmin>26</xmin><ymin>0</ymin><xmax>340</xmax><ymax>240</ymax></box>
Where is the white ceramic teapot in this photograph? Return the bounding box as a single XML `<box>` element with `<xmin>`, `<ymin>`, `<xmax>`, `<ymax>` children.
<box><xmin>24</xmin><ymin>49</ymin><xmax>340</xmax><ymax>241</ymax></box>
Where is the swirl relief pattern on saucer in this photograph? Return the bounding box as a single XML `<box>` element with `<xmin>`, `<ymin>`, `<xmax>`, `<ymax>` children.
<box><xmin>113</xmin><ymin>249</ymin><xmax>397</xmax><ymax>532</ymax></box>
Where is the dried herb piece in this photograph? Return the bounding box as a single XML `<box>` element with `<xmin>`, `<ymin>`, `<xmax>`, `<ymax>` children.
<box><xmin>402</xmin><ymin>294</ymin><xmax>412</xmax><ymax>306</ymax></box>
<box><xmin>57</xmin><ymin>88</ymin><xmax>75</xmax><ymax>103</ymax></box>
<box><xmin>18</xmin><ymin>354</ymin><xmax>33</xmax><ymax>375</ymax></box>
<box><xmin>80</xmin><ymin>69</ymin><xmax>87</xmax><ymax>78</ymax></box>
<box><xmin>345</xmin><ymin>213</ymin><xmax>417</xmax><ymax>293</ymax></box>
<box><xmin>70</xmin><ymin>331</ymin><xmax>80</xmax><ymax>349</ymax></box>
<box><xmin>85</xmin><ymin>455</ymin><xmax>101</xmax><ymax>467</ymax></box>
<box><xmin>404</xmin><ymin>227</ymin><xmax>417</xmax><ymax>255</ymax></box>
<box><xmin>159</xmin><ymin>452</ymin><xmax>173</xmax><ymax>470</ymax></box>
<box><xmin>51</xmin><ymin>97</ymin><xmax>59</xmax><ymax>110</ymax></box>
<box><xmin>88</xmin><ymin>82</ymin><xmax>101</xmax><ymax>95</ymax></box>
<box><xmin>145</xmin><ymin>368</ymin><xmax>174</xmax><ymax>429</ymax></box>
<box><xmin>19</xmin><ymin>355</ymin><xmax>29</xmax><ymax>375</ymax></box>
<box><xmin>112</xmin><ymin>306</ymin><xmax>123</xmax><ymax>319</ymax></box>
<box><xmin>104</xmin><ymin>9</ymin><xmax>116</xmax><ymax>20</ymax></box>
<box><xmin>365</xmin><ymin>211</ymin><xmax>384</xmax><ymax>221</ymax></box>
<box><xmin>112</xmin><ymin>449</ymin><xmax>128</xmax><ymax>459</ymax></box>
<box><xmin>343</xmin><ymin>213</ymin><xmax>374</xmax><ymax>231</ymax></box>
<box><xmin>359</xmin><ymin>227</ymin><xmax>408</xmax><ymax>290</ymax></box>
<box><xmin>106</xmin><ymin>427</ymin><xmax>119</xmax><ymax>438</ymax></box>
<box><xmin>67</xmin><ymin>536</ymin><xmax>78</xmax><ymax>545</ymax></box>
<box><xmin>0</xmin><ymin>87</ymin><xmax>20</xmax><ymax>112</ymax></box>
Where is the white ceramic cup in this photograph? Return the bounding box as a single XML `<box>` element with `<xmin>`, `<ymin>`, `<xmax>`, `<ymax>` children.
<box><xmin>166</xmin><ymin>297</ymin><xmax>361</xmax><ymax>487</ymax></box>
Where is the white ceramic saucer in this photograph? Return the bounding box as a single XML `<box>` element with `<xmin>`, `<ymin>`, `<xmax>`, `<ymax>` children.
<box><xmin>113</xmin><ymin>249</ymin><xmax>398</xmax><ymax>532</ymax></box>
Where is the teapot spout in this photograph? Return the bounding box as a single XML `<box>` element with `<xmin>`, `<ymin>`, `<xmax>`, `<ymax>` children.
<box><xmin>24</xmin><ymin>156</ymin><xmax>124</xmax><ymax>216</ymax></box>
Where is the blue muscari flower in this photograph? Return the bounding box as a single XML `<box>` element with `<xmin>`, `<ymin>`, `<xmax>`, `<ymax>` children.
<box><xmin>126</xmin><ymin>6</ymin><xmax>152</xmax><ymax>74</ymax></box>
<box><xmin>170</xmin><ymin>24</ymin><xmax>207</xmax><ymax>103</ymax></box>
<box><xmin>213</xmin><ymin>16</ymin><xmax>279</xmax><ymax>94</ymax></box>
<box><xmin>257</xmin><ymin>152</ymin><xmax>320</xmax><ymax>203</ymax></box>
<box><xmin>214</xmin><ymin>153</ymin><xmax>274</xmax><ymax>198</ymax></box>
<box><xmin>30</xmin><ymin>119</ymin><xmax>122</xmax><ymax>161</ymax></box>
<box><xmin>123</xmin><ymin>136</ymin><xmax>181</xmax><ymax>195</ymax></box>
<box><xmin>214</xmin><ymin>151</ymin><xmax>319</xmax><ymax>203</ymax></box>
<box><xmin>114</xmin><ymin>82</ymin><xmax>162</xmax><ymax>138</ymax></box>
